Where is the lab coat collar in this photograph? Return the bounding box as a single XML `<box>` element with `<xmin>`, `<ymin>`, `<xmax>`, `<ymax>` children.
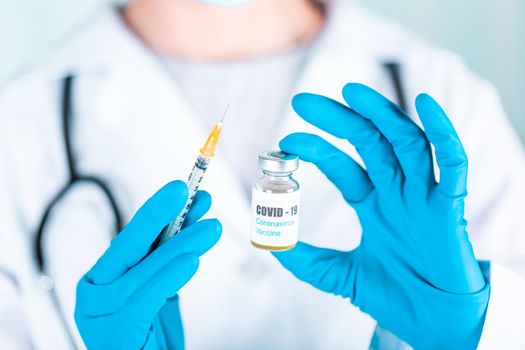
<box><xmin>43</xmin><ymin>7</ymin><xmax>144</xmax><ymax>73</ymax></box>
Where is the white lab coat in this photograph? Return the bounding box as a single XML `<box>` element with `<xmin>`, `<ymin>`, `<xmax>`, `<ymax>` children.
<box><xmin>1</xmin><ymin>2</ymin><xmax>524</xmax><ymax>349</ymax></box>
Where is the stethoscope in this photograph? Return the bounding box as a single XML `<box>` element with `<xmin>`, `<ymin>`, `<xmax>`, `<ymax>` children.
<box><xmin>34</xmin><ymin>75</ymin><xmax>124</xmax><ymax>349</ymax></box>
<box><xmin>33</xmin><ymin>64</ymin><xmax>406</xmax><ymax>349</ymax></box>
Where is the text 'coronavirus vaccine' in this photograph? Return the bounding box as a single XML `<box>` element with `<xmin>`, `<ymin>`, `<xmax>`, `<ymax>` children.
<box><xmin>251</xmin><ymin>151</ymin><xmax>300</xmax><ymax>251</ymax></box>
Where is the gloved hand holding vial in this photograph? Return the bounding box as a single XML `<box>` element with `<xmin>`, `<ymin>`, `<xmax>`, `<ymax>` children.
<box><xmin>272</xmin><ymin>84</ymin><xmax>491</xmax><ymax>349</ymax></box>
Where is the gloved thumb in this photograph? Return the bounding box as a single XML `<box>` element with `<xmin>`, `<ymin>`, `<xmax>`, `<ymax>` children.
<box><xmin>272</xmin><ymin>242</ymin><xmax>357</xmax><ymax>300</ymax></box>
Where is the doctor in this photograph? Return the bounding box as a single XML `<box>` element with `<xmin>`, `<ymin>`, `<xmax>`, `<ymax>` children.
<box><xmin>1</xmin><ymin>0</ymin><xmax>524</xmax><ymax>349</ymax></box>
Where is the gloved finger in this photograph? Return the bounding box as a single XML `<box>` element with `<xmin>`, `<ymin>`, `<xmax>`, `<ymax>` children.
<box><xmin>415</xmin><ymin>94</ymin><xmax>468</xmax><ymax>197</ymax></box>
<box><xmin>291</xmin><ymin>93</ymin><xmax>402</xmax><ymax>189</ymax></box>
<box><xmin>123</xmin><ymin>254</ymin><xmax>199</xmax><ymax>326</ymax></box>
<box><xmin>280</xmin><ymin>133</ymin><xmax>372</xmax><ymax>203</ymax></box>
<box><xmin>272</xmin><ymin>242</ymin><xmax>357</xmax><ymax>300</ymax></box>
<box><xmin>77</xmin><ymin>219</ymin><xmax>221</xmax><ymax>316</ymax></box>
<box><xmin>342</xmin><ymin>83</ymin><xmax>434</xmax><ymax>185</ymax></box>
<box><xmin>182</xmin><ymin>190</ymin><xmax>212</xmax><ymax>227</ymax></box>
<box><xmin>103</xmin><ymin>254</ymin><xmax>198</xmax><ymax>349</ymax></box>
<box><xmin>86</xmin><ymin>181</ymin><xmax>188</xmax><ymax>285</ymax></box>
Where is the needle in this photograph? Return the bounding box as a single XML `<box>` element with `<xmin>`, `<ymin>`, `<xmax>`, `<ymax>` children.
<box><xmin>220</xmin><ymin>104</ymin><xmax>230</xmax><ymax>123</ymax></box>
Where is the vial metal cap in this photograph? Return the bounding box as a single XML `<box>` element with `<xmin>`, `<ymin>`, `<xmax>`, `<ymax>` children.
<box><xmin>258</xmin><ymin>151</ymin><xmax>299</xmax><ymax>173</ymax></box>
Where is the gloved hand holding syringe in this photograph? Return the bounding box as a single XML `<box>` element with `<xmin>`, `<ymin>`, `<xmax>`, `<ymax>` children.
<box><xmin>155</xmin><ymin>105</ymin><xmax>229</xmax><ymax>246</ymax></box>
<box><xmin>75</xmin><ymin>107</ymin><xmax>229</xmax><ymax>348</ymax></box>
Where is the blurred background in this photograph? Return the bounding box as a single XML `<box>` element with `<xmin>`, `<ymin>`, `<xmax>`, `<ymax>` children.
<box><xmin>0</xmin><ymin>0</ymin><xmax>523</xmax><ymax>142</ymax></box>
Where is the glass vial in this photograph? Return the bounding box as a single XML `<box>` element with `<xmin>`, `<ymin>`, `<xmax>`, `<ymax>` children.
<box><xmin>251</xmin><ymin>151</ymin><xmax>300</xmax><ymax>251</ymax></box>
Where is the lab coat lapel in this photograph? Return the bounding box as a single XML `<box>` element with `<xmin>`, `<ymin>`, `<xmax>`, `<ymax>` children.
<box><xmin>91</xmin><ymin>28</ymin><xmax>254</xmax><ymax>244</ymax></box>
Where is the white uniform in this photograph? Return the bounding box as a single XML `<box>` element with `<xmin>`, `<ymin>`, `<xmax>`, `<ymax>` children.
<box><xmin>1</xmin><ymin>2</ymin><xmax>524</xmax><ymax>349</ymax></box>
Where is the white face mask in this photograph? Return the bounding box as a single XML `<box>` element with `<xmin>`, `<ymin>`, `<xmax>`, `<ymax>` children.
<box><xmin>199</xmin><ymin>0</ymin><xmax>252</xmax><ymax>6</ymax></box>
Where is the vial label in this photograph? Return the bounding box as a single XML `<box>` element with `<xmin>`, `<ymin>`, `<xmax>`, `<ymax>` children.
<box><xmin>251</xmin><ymin>189</ymin><xmax>300</xmax><ymax>248</ymax></box>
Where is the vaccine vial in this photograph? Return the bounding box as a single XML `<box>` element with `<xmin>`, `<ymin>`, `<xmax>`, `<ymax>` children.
<box><xmin>251</xmin><ymin>151</ymin><xmax>300</xmax><ymax>251</ymax></box>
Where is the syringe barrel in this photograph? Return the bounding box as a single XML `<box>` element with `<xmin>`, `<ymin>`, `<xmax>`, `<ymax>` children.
<box><xmin>156</xmin><ymin>154</ymin><xmax>211</xmax><ymax>245</ymax></box>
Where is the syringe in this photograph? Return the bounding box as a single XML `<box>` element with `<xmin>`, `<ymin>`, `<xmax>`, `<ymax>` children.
<box><xmin>156</xmin><ymin>106</ymin><xmax>228</xmax><ymax>246</ymax></box>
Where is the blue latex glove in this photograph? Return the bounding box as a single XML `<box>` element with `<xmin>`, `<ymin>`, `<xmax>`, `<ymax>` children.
<box><xmin>274</xmin><ymin>84</ymin><xmax>490</xmax><ymax>349</ymax></box>
<box><xmin>75</xmin><ymin>180</ymin><xmax>222</xmax><ymax>350</ymax></box>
